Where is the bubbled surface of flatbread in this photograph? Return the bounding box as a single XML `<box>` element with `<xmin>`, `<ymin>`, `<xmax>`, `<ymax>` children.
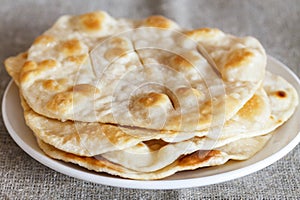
<box><xmin>5</xmin><ymin>50</ymin><xmax>297</xmax><ymax>158</ymax></box>
<box><xmin>10</xmin><ymin>11</ymin><xmax>266</xmax><ymax>131</ymax></box>
<box><xmin>20</xmin><ymin>96</ymin><xmax>146</xmax><ymax>156</ymax></box>
<box><xmin>98</xmin><ymin>71</ymin><xmax>299</xmax><ymax>171</ymax></box>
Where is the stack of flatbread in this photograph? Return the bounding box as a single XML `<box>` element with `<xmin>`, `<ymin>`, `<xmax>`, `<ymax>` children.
<box><xmin>4</xmin><ymin>11</ymin><xmax>298</xmax><ymax>180</ymax></box>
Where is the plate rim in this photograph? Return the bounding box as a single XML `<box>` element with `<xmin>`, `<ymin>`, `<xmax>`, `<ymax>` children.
<box><xmin>2</xmin><ymin>56</ymin><xmax>300</xmax><ymax>189</ymax></box>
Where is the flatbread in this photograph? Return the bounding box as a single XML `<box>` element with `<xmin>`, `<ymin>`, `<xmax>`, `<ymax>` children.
<box><xmin>4</xmin><ymin>52</ymin><xmax>27</xmax><ymax>87</ymax></box>
<box><xmin>36</xmin><ymin>133</ymin><xmax>272</xmax><ymax>180</ymax></box>
<box><xmin>6</xmin><ymin>53</ymin><xmax>298</xmax><ymax>157</ymax></box>
<box><xmin>20</xmin><ymin>96</ymin><xmax>147</xmax><ymax>156</ymax></box>
<box><xmin>162</xmin><ymin>71</ymin><xmax>299</xmax><ymax>142</ymax></box>
<box><xmin>3</xmin><ymin>11</ymin><xmax>297</xmax><ymax>181</ymax></box>
<box><xmin>20</xmin><ymin>72</ymin><xmax>298</xmax><ymax>158</ymax></box>
<box><xmin>19</xmin><ymin>72</ymin><xmax>298</xmax><ymax>158</ymax></box>
<box><xmin>19</xmin><ymin>88</ymin><xmax>266</xmax><ymax>158</ymax></box>
<box><xmin>101</xmin><ymin>71</ymin><xmax>299</xmax><ymax>171</ymax></box>
<box><xmin>7</xmin><ymin>11</ymin><xmax>266</xmax><ymax>131</ymax></box>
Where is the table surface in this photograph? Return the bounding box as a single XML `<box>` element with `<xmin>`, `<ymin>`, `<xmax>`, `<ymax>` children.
<box><xmin>1</xmin><ymin>0</ymin><xmax>299</xmax><ymax>199</ymax></box>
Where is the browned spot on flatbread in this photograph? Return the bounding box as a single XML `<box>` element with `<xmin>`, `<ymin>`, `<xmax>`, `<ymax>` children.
<box><xmin>43</xmin><ymin>80</ymin><xmax>61</xmax><ymax>91</ymax></box>
<box><xmin>184</xmin><ymin>28</ymin><xmax>222</xmax><ymax>39</ymax></box>
<box><xmin>178</xmin><ymin>150</ymin><xmax>221</xmax><ymax>166</ymax></box>
<box><xmin>200</xmin><ymin>100</ymin><xmax>212</xmax><ymax>115</ymax></box>
<box><xmin>143</xmin><ymin>140</ymin><xmax>168</xmax><ymax>151</ymax></box>
<box><xmin>61</xmin><ymin>133</ymin><xmax>81</xmax><ymax>145</ymax></box>
<box><xmin>22</xmin><ymin>52</ymin><xmax>28</xmax><ymax>59</ymax></box>
<box><xmin>275</xmin><ymin>90</ymin><xmax>287</xmax><ymax>98</ymax></box>
<box><xmin>42</xmin><ymin>79</ymin><xmax>67</xmax><ymax>91</ymax></box>
<box><xmin>144</xmin><ymin>15</ymin><xmax>175</xmax><ymax>28</ymax></box>
<box><xmin>79</xmin><ymin>12</ymin><xmax>105</xmax><ymax>32</ymax></box>
<box><xmin>46</xmin><ymin>84</ymin><xmax>99</xmax><ymax>112</ymax></box>
<box><xmin>46</xmin><ymin>92</ymin><xmax>73</xmax><ymax>113</ymax></box>
<box><xmin>170</xmin><ymin>55</ymin><xmax>193</xmax><ymax>70</ymax></box>
<box><xmin>22</xmin><ymin>60</ymin><xmax>37</xmax><ymax>72</ymax></box>
<box><xmin>61</xmin><ymin>39</ymin><xmax>82</xmax><ymax>56</ymax></box>
<box><xmin>237</xmin><ymin>94</ymin><xmax>263</xmax><ymax>120</ymax></box>
<box><xmin>65</xmin><ymin>54</ymin><xmax>88</xmax><ymax>64</ymax></box>
<box><xmin>61</xmin><ymin>151</ymin><xmax>124</xmax><ymax>173</ymax></box>
<box><xmin>20</xmin><ymin>59</ymin><xmax>58</xmax><ymax>83</ymax></box>
<box><xmin>138</xmin><ymin>92</ymin><xmax>169</xmax><ymax>107</ymax></box>
<box><xmin>33</xmin><ymin>35</ymin><xmax>55</xmax><ymax>45</ymax></box>
<box><xmin>104</xmin><ymin>48</ymin><xmax>128</xmax><ymax>61</ymax></box>
<box><xmin>38</xmin><ymin>59</ymin><xmax>57</xmax><ymax>69</ymax></box>
<box><xmin>38</xmin><ymin>138</ymin><xmax>126</xmax><ymax>174</ymax></box>
<box><xmin>101</xmin><ymin>125</ymin><xmax>133</xmax><ymax>145</ymax></box>
<box><xmin>225</xmin><ymin>48</ymin><xmax>254</xmax><ymax>69</ymax></box>
<box><xmin>169</xmin><ymin>51</ymin><xmax>201</xmax><ymax>72</ymax></box>
<box><xmin>109</xmin><ymin>37</ymin><xmax>128</xmax><ymax>47</ymax></box>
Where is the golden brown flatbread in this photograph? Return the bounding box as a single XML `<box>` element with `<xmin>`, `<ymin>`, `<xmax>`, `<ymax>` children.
<box><xmin>5</xmin><ymin>11</ymin><xmax>266</xmax><ymax>131</ymax></box>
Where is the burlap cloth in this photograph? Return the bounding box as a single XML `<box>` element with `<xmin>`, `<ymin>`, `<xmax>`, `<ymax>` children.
<box><xmin>0</xmin><ymin>0</ymin><xmax>299</xmax><ymax>199</ymax></box>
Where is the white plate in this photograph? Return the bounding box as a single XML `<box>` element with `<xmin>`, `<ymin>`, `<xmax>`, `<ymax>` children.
<box><xmin>2</xmin><ymin>56</ymin><xmax>300</xmax><ymax>189</ymax></box>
